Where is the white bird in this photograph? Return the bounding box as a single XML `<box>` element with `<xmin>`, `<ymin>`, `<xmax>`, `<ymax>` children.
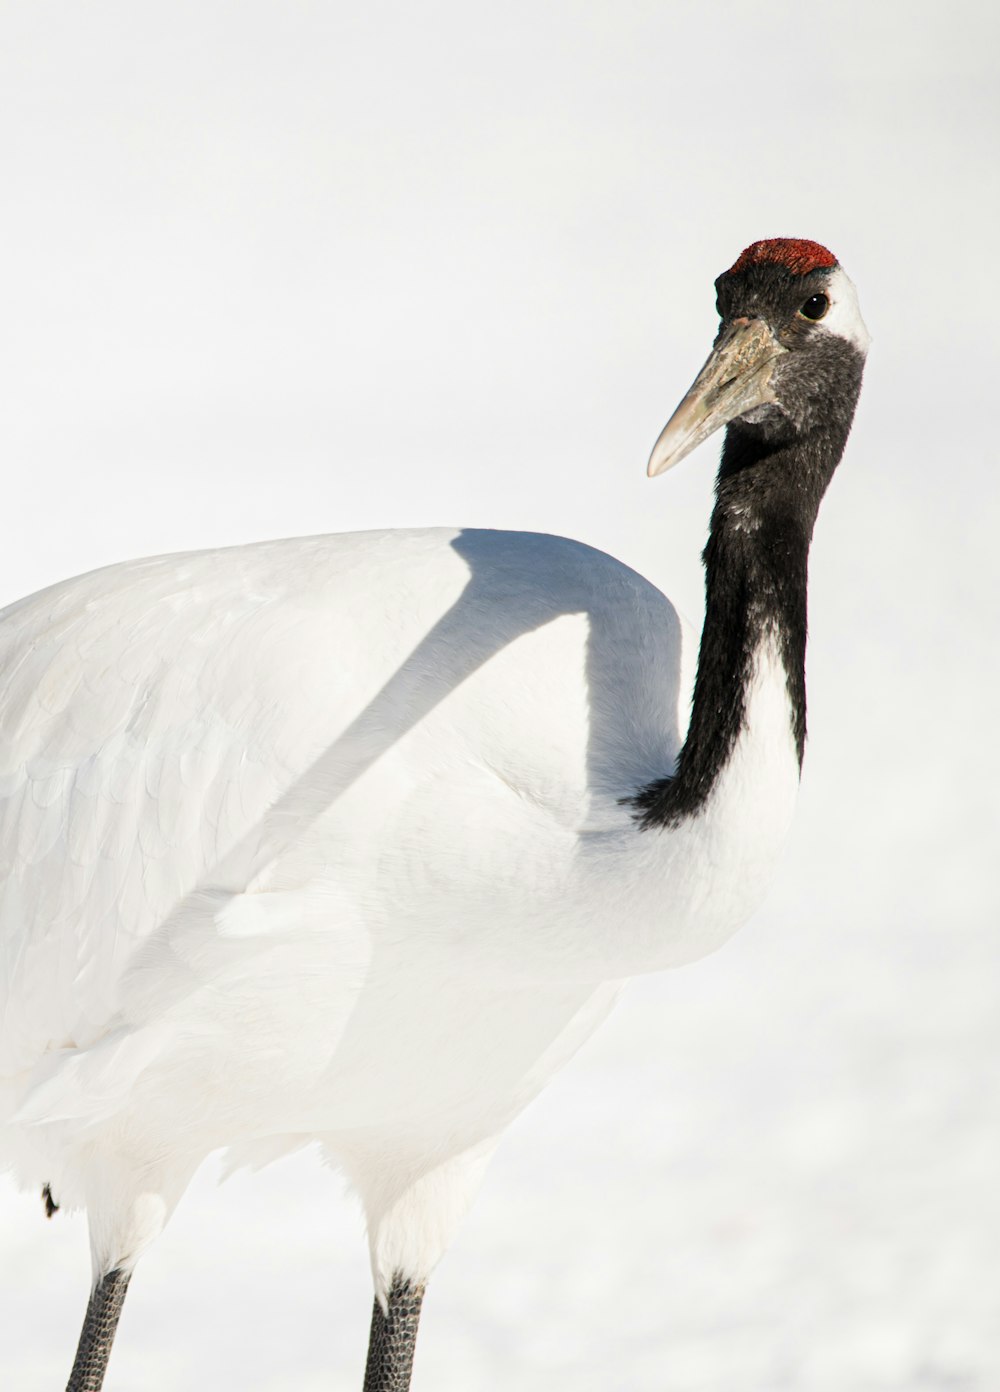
<box><xmin>0</xmin><ymin>238</ymin><xmax>868</xmax><ymax>1390</ymax></box>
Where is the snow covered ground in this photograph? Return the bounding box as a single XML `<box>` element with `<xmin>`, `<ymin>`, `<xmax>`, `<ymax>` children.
<box><xmin>1</xmin><ymin>1</ymin><xmax>998</xmax><ymax>1388</ymax></box>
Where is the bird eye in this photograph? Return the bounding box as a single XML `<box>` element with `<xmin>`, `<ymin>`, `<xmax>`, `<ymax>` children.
<box><xmin>800</xmin><ymin>293</ymin><xmax>829</xmax><ymax>321</ymax></box>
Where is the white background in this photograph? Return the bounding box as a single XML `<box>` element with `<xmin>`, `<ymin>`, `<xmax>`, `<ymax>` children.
<box><xmin>1</xmin><ymin>2</ymin><xmax>998</xmax><ymax>1388</ymax></box>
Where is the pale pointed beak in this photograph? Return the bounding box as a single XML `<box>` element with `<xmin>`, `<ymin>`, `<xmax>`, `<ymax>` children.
<box><xmin>647</xmin><ymin>319</ymin><xmax>787</xmax><ymax>478</ymax></box>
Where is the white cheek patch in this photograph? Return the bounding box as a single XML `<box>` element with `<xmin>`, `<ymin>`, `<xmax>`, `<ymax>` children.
<box><xmin>819</xmin><ymin>266</ymin><xmax>871</xmax><ymax>356</ymax></box>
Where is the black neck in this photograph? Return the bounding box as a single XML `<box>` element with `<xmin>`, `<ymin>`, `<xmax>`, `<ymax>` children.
<box><xmin>629</xmin><ymin>414</ymin><xmax>847</xmax><ymax>831</ymax></box>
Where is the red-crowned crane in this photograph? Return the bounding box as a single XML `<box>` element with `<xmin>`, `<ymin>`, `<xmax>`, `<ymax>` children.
<box><xmin>0</xmin><ymin>239</ymin><xmax>868</xmax><ymax>1390</ymax></box>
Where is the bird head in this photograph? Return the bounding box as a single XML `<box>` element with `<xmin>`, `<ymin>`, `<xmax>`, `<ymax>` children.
<box><xmin>648</xmin><ymin>238</ymin><xmax>869</xmax><ymax>478</ymax></box>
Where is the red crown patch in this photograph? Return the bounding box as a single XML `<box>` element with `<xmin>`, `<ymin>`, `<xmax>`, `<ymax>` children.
<box><xmin>725</xmin><ymin>238</ymin><xmax>838</xmax><ymax>277</ymax></box>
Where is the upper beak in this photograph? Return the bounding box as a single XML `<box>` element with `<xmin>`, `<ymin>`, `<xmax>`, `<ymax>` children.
<box><xmin>647</xmin><ymin>318</ymin><xmax>786</xmax><ymax>478</ymax></box>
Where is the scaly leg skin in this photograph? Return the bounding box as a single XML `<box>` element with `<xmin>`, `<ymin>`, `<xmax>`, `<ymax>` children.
<box><xmin>66</xmin><ymin>1268</ymin><xmax>132</xmax><ymax>1392</ymax></box>
<box><xmin>362</xmin><ymin>1275</ymin><xmax>426</xmax><ymax>1392</ymax></box>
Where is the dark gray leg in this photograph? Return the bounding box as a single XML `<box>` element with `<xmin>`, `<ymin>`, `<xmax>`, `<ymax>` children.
<box><xmin>66</xmin><ymin>1268</ymin><xmax>132</xmax><ymax>1392</ymax></box>
<box><xmin>362</xmin><ymin>1275</ymin><xmax>425</xmax><ymax>1392</ymax></box>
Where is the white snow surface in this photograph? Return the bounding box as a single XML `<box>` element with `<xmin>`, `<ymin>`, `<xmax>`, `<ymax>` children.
<box><xmin>1</xmin><ymin>1</ymin><xmax>998</xmax><ymax>1388</ymax></box>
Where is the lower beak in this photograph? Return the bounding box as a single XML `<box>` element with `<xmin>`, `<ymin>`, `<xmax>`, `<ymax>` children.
<box><xmin>647</xmin><ymin>318</ymin><xmax>786</xmax><ymax>478</ymax></box>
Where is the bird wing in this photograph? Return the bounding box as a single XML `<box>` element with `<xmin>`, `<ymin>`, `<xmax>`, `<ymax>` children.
<box><xmin>0</xmin><ymin>528</ymin><xmax>689</xmax><ymax>1129</ymax></box>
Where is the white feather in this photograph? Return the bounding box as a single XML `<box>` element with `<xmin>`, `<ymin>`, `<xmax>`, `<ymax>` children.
<box><xmin>822</xmin><ymin>267</ymin><xmax>871</xmax><ymax>354</ymax></box>
<box><xmin>0</xmin><ymin>525</ymin><xmax>799</xmax><ymax>1292</ymax></box>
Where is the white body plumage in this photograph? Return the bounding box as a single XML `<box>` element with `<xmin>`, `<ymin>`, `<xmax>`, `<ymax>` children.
<box><xmin>0</xmin><ymin>526</ymin><xmax>799</xmax><ymax>1292</ymax></box>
